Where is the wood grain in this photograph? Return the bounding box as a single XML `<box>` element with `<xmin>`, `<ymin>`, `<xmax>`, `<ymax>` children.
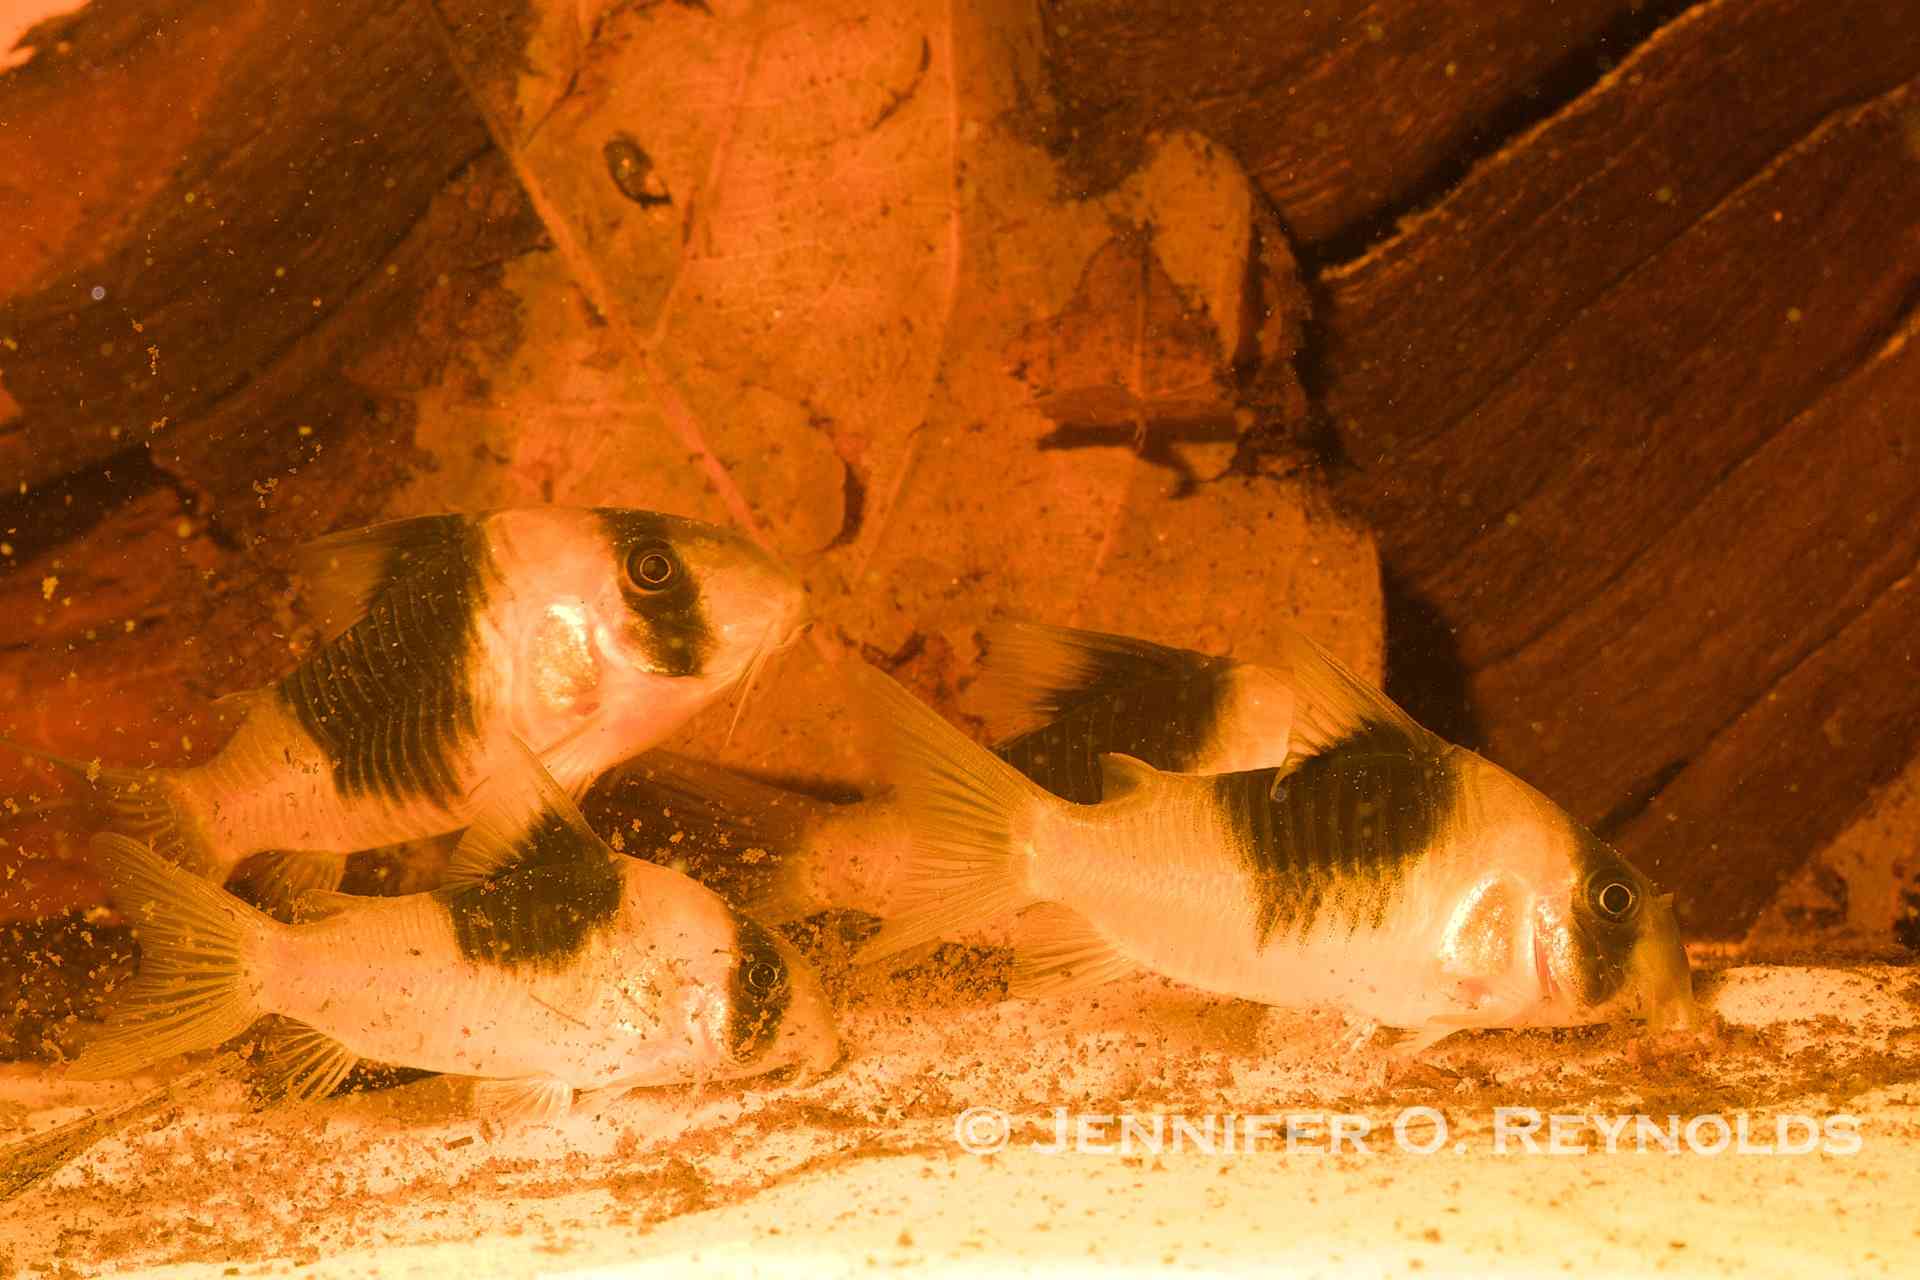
<box><xmin>1318</xmin><ymin>0</ymin><xmax>1920</xmax><ymax>933</ymax></box>
<box><xmin>1041</xmin><ymin>0</ymin><xmax>1684</xmax><ymax>250</ymax></box>
<box><xmin>0</xmin><ymin>0</ymin><xmax>493</xmax><ymax>494</ymax></box>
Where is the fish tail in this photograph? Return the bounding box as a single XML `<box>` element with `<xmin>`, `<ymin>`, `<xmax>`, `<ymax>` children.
<box><xmin>607</xmin><ymin>751</ymin><xmax>829</xmax><ymax>921</ymax></box>
<box><xmin>71</xmin><ymin>835</ymin><xmax>274</xmax><ymax>1081</ymax></box>
<box><xmin>850</xmin><ymin>665</ymin><xmax>1046</xmax><ymax>964</ymax></box>
<box><xmin>93</xmin><ymin>765</ymin><xmax>226</xmax><ymax>880</ymax></box>
<box><xmin>0</xmin><ymin>736</ymin><xmax>222</xmax><ymax>878</ymax></box>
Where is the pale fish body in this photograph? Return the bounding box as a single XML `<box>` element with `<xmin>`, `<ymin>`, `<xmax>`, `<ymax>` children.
<box><xmin>89</xmin><ymin>507</ymin><xmax>807</xmax><ymax>893</ymax></box>
<box><xmin>854</xmin><ymin>628</ymin><xmax>1697</xmax><ymax>1051</ymax></box>
<box><xmin>74</xmin><ymin>744</ymin><xmax>839</xmax><ymax>1120</ymax></box>
<box><xmin>257</xmin><ymin>860</ymin><xmax>814</xmax><ymax>1092</ymax></box>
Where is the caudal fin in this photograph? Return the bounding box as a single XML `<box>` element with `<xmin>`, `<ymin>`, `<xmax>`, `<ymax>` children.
<box><xmin>848</xmin><ymin>665</ymin><xmax>1048</xmax><ymax>964</ymax></box>
<box><xmin>0</xmin><ymin>737</ymin><xmax>219</xmax><ymax>878</ymax></box>
<box><xmin>72</xmin><ymin>835</ymin><xmax>273</xmax><ymax>1080</ymax></box>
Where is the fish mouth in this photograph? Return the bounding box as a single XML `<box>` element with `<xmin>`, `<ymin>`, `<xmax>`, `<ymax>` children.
<box><xmin>765</xmin><ymin>1040</ymin><xmax>846</xmax><ymax>1087</ymax></box>
<box><xmin>775</xmin><ymin>614</ymin><xmax>814</xmax><ymax>653</ymax></box>
<box><xmin>1634</xmin><ymin>892</ymin><xmax>1700</xmax><ymax>1033</ymax></box>
<box><xmin>720</xmin><ymin>1026</ymin><xmax>843</xmax><ymax>1086</ymax></box>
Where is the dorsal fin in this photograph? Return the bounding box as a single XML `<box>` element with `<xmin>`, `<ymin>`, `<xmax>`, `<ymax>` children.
<box><xmin>288</xmin><ymin>513</ymin><xmax>481</xmax><ymax>641</ymax></box>
<box><xmin>1096</xmin><ymin>753</ymin><xmax>1162</xmax><ymax>799</ymax></box>
<box><xmin>976</xmin><ymin>621</ymin><xmax>1232</xmax><ymax>742</ymax></box>
<box><xmin>1271</xmin><ymin>625</ymin><xmax>1439</xmax><ymax>765</ymax></box>
<box><xmin>443</xmin><ymin>739</ymin><xmax>603</xmax><ymax>889</ymax></box>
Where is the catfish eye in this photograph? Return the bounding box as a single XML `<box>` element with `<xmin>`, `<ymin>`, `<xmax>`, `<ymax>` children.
<box><xmin>1590</xmin><ymin>876</ymin><xmax>1639</xmax><ymax>922</ymax></box>
<box><xmin>626</xmin><ymin>543</ymin><xmax>679</xmax><ymax>591</ymax></box>
<box><xmin>744</xmin><ymin>958</ymin><xmax>786</xmax><ymax>996</ymax></box>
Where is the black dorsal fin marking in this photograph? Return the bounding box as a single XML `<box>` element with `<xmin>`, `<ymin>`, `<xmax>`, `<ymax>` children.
<box><xmin>982</xmin><ymin>622</ymin><xmax>1236</xmax><ymax>803</ymax></box>
<box><xmin>1268</xmin><ymin>625</ymin><xmax>1437</xmax><ymax>763</ymax></box>
<box><xmin>443</xmin><ymin>738</ymin><xmax>602</xmax><ymax>889</ymax></box>
<box><xmin>290</xmin><ymin>514</ymin><xmax>478</xmax><ymax>641</ymax></box>
<box><xmin>1201</xmin><ymin>626</ymin><xmax>1455</xmax><ymax>947</ymax></box>
<box><xmin>439</xmin><ymin>740</ymin><xmax>626</xmax><ymax>972</ymax></box>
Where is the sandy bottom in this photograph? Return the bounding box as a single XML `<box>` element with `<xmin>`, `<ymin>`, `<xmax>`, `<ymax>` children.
<box><xmin>2</xmin><ymin>957</ymin><xmax>1916</xmax><ymax>1278</ymax></box>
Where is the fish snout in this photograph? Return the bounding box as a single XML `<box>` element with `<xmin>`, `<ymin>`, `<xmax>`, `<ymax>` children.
<box><xmin>767</xmin><ymin>940</ymin><xmax>842</xmax><ymax>1082</ymax></box>
<box><xmin>701</xmin><ymin>547</ymin><xmax>809</xmax><ymax>675</ymax></box>
<box><xmin>752</xmin><ymin>553</ymin><xmax>811</xmax><ymax>653</ymax></box>
<box><xmin>782</xmin><ymin>1024</ymin><xmax>846</xmax><ymax>1086</ymax></box>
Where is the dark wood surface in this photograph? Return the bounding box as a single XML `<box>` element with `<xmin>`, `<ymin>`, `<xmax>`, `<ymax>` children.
<box><xmin>0</xmin><ymin>0</ymin><xmax>496</xmax><ymax>496</ymax></box>
<box><xmin>1314</xmin><ymin>0</ymin><xmax>1920</xmax><ymax>932</ymax></box>
<box><xmin>1041</xmin><ymin>0</ymin><xmax>1693</xmax><ymax>253</ymax></box>
<box><xmin>0</xmin><ymin>1</ymin><xmax>542</xmax><ymax>919</ymax></box>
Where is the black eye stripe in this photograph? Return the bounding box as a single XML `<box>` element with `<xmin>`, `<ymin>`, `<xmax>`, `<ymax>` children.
<box><xmin>726</xmin><ymin>918</ymin><xmax>793</xmax><ymax>1062</ymax></box>
<box><xmin>745</xmin><ymin>959</ymin><xmax>786</xmax><ymax>995</ymax></box>
<box><xmin>593</xmin><ymin>511</ymin><xmax>714</xmax><ymax>677</ymax></box>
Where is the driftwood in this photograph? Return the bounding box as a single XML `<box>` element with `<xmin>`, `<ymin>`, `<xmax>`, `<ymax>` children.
<box><xmin>1314</xmin><ymin>0</ymin><xmax>1920</xmax><ymax>932</ymax></box>
<box><xmin>1</xmin><ymin>0</ymin><xmax>1916</xmax><ymax>944</ymax></box>
<box><xmin>1042</xmin><ymin>0</ymin><xmax>1697</xmax><ymax>252</ymax></box>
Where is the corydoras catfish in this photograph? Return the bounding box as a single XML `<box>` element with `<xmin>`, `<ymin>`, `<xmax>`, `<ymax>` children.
<box><xmin>32</xmin><ymin>507</ymin><xmax>807</xmax><ymax>895</ymax></box>
<box><xmin>852</xmin><ymin>631</ymin><xmax>1698</xmax><ymax>1054</ymax></box>
<box><xmin>70</xmin><ymin>742</ymin><xmax>840</xmax><ymax>1124</ymax></box>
